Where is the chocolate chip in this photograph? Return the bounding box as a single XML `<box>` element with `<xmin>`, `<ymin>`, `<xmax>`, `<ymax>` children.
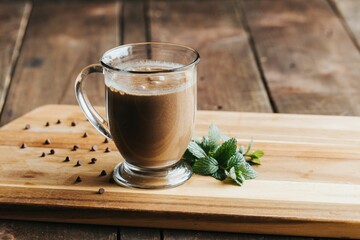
<box><xmin>45</xmin><ymin>122</ymin><xmax>50</xmax><ymax>127</ymax></box>
<box><xmin>56</xmin><ymin>119</ymin><xmax>61</xmax><ymax>124</ymax></box>
<box><xmin>20</xmin><ymin>143</ymin><xmax>27</xmax><ymax>149</ymax></box>
<box><xmin>90</xmin><ymin>158</ymin><xmax>97</xmax><ymax>164</ymax></box>
<box><xmin>100</xmin><ymin>170</ymin><xmax>107</xmax><ymax>176</ymax></box>
<box><xmin>24</xmin><ymin>124</ymin><xmax>31</xmax><ymax>130</ymax></box>
<box><xmin>40</xmin><ymin>152</ymin><xmax>46</xmax><ymax>157</ymax></box>
<box><xmin>72</xmin><ymin>145</ymin><xmax>79</xmax><ymax>151</ymax></box>
<box><xmin>98</xmin><ymin>188</ymin><xmax>105</xmax><ymax>194</ymax></box>
<box><xmin>44</xmin><ymin>139</ymin><xmax>51</xmax><ymax>145</ymax></box>
<box><xmin>83</xmin><ymin>132</ymin><xmax>88</xmax><ymax>138</ymax></box>
<box><xmin>75</xmin><ymin>176</ymin><xmax>82</xmax><ymax>183</ymax></box>
<box><xmin>49</xmin><ymin>149</ymin><xmax>55</xmax><ymax>155</ymax></box>
<box><xmin>90</xmin><ymin>145</ymin><xmax>97</xmax><ymax>152</ymax></box>
<box><xmin>217</xmin><ymin>105</ymin><xmax>223</xmax><ymax>110</ymax></box>
<box><xmin>64</xmin><ymin>156</ymin><xmax>70</xmax><ymax>162</ymax></box>
<box><xmin>75</xmin><ymin>160</ymin><xmax>82</xmax><ymax>167</ymax></box>
<box><xmin>105</xmin><ymin>147</ymin><xmax>111</xmax><ymax>153</ymax></box>
<box><xmin>104</xmin><ymin>138</ymin><xmax>109</xmax><ymax>143</ymax></box>
<box><xmin>71</xmin><ymin>121</ymin><xmax>77</xmax><ymax>127</ymax></box>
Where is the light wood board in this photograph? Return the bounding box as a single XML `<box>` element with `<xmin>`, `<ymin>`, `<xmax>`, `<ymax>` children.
<box><xmin>0</xmin><ymin>105</ymin><xmax>359</xmax><ymax>239</ymax></box>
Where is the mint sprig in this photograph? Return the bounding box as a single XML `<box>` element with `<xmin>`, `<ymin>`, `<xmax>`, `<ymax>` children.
<box><xmin>182</xmin><ymin>123</ymin><xmax>264</xmax><ymax>186</ymax></box>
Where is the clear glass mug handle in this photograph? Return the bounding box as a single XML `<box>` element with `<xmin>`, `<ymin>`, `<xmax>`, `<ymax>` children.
<box><xmin>74</xmin><ymin>63</ymin><xmax>112</xmax><ymax>139</ymax></box>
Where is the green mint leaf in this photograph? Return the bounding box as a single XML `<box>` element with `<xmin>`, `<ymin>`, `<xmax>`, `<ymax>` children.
<box><xmin>252</xmin><ymin>150</ymin><xmax>264</xmax><ymax>158</ymax></box>
<box><xmin>192</xmin><ymin>157</ymin><xmax>219</xmax><ymax>175</ymax></box>
<box><xmin>238</xmin><ymin>145</ymin><xmax>245</xmax><ymax>154</ymax></box>
<box><xmin>227</xmin><ymin>167</ymin><xmax>237</xmax><ymax>180</ymax></box>
<box><xmin>221</xmin><ymin>134</ymin><xmax>230</xmax><ymax>141</ymax></box>
<box><xmin>247</xmin><ymin>157</ymin><xmax>261</xmax><ymax>165</ymax></box>
<box><xmin>226</xmin><ymin>167</ymin><xmax>244</xmax><ymax>186</ymax></box>
<box><xmin>213</xmin><ymin>138</ymin><xmax>237</xmax><ymax>165</ymax></box>
<box><xmin>199</xmin><ymin>136</ymin><xmax>215</xmax><ymax>155</ymax></box>
<box><xmin>211</xmin><ymin>169</ymin><xmax>227</xmax><ymax>180</ymax></box>
<box><xmin>236</xmin><ymin>161</ymin><xmax>257</xmax><ymax>180</ymax></box>
<box><xmin>188</xmin><ymin>141</ymin><xmax>207</xmax><ymax>159</ymax></box>
<box><xmin>234</xmin><ymin>174</ymin><xmax>245</xmax><ymax>186</ymax></box>
<box><xmin>245</xmin><ymin>138</ymin><xmax>253</xmax><ymax>154</ymax></box>
<box><xmin>182</xmin><ymin>149</ymin><xmax>197</xmax><ymax>166</ymax></box>
<box><xmin>245</xmin><ymin>150</ymin><xmax>264</xmax><ymax>165</ymax></box>
<box><xmin>226</xmin><ymin>152</ymin><xmax>245</xmax><ymax>170</ymax></box>
<box><xmin>208</xmin><ymin>123</ymin><xmax>221</xmax><ymax>150</ymax></box>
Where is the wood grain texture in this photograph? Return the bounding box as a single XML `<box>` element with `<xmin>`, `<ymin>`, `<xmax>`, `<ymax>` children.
<box><xmin>0</xmin><ymin>105</ymin><xmax>359</xmax><ymax>239</ymax></box>
<box><xmin>163</xmin><ymin>230</ymin><xmax>312</xmax><ymax>240</ymax></box>
<box><xmin>122</xmin><ymin>0</ymin><xmax>147</xmax><ymax>44</ymax></box>
<box><xmin>333</xmin><ymin>0</ymin><xmax>360</xmax><ymax>48</ymax></box>
<box><xmin>0</xmin><ymin>220</ymin><xmax>117</xmax><ymax>240</ymax></box>
<box><xmin>243</xmin><ymin>0</ymin><xmax>360</xmax><ymax>115</ymax></box>
<box><xmin>120</xmin><ymin>227</ymin><xmax>160</xmax><ymax>240</ymax></box>
<box><xmin>0</xmin><ymin>1</ymin><xmax>31</xmax><ymax>117</ymax></box>
<box><xmin>0</xmin><ymin>1</ymin><xmax>120</xmax><ymax>127</ymax></box>
<box><xmin>149</xmin><ymin>0</ymin><xmax>272</xmax><ymax>112</ymax></box>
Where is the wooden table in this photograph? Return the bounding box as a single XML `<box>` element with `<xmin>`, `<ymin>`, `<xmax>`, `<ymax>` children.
<box><xmin>1</xmin><ymin>0</ymin><xmax>359</xmax><ymax>239</ymax></box>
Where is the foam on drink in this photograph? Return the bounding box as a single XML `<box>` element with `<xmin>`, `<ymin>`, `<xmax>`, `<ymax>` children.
<box><xmin>104</xmin><ymin>60</ymin><xmax>194</xmax><ymax>95</ymax></box>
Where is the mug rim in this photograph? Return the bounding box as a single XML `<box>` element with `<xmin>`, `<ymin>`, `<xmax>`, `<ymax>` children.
<box><xmin>100</xmin><ymin>42</ymin><xmax>200</xmax><ymax>74</ymax></box>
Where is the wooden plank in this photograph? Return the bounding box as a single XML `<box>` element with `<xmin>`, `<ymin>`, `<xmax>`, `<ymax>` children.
<box><xmin>0</xmin><ymin>220</ymin><xmax>117</xmax><ymax>240</ymax></box>
<box><xmin>0</xmin><ymin>0</ymin><xmax>120</xmax><ymax>126</ymax></box>
<box><xmin>332</xmin><ymin>0</ymin><xmax>360</xmax><ymax>50</ymax></box>
<box><xmin>242</xmin><ymin>0</ymin><xmax>360</xmax><ymax>115</ymax></box>
<box><xmin>0</xmin><ymin>1</ymin><xmax>31</xmax><ymax>119</ymax></box>
<box><xmin>163</xmin><ymin>230</ymin><xmax>239</xmax><ymax>240</ymax></box>
<box><xmin>122</xmin><ymin>0</ymin><xmax>147</xmax><ymax>44</ymax></box>
<box><xmin>0</xmin><ymin>105</ymin><xmax>359</xmax><ymax>239</ymax></box>
<box><xmin>163</xmin><ymin>230</ymin><xmax>313</xmax><ymax>240</ymax></box>
<box><xmin>149</xmin><ymin>0</ymin><xmax>272</xmax><ymax>112</ymax></box>
<box><xmin>120</xmin><ymin>227</ymin><xmax>160</xmax><ymax>240</ymax></box>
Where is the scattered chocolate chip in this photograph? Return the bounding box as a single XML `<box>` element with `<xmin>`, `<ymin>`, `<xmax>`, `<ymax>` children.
<box><xmin>75</xmin><ymin>176</ymin><xmax>82</xmax><ymax>183</ymax></box>
<box><xmin>83</xmin><ymin>132</ymin><xmax>88</xmax><ymax>138</ymax></box>
<box><xmin>24</xmin><ymin>124</ymin><xmax>31</xmax><ymax>130</ymax></box>
<box><xmin>75</xmin><ymin>160</ymin><xmax>82</xmax><ymax>167</ymax></box>
<box><xmin>90</xmin><ymin>158</ymin><xmax>97</xmax><ymax>164</ymax></box>
<box><xmin>217</xmin><ymin>105</ymin><xmax>223</xmax><ymax>110</ymax></box>
<box><xmin>49</xmin><ymin>149</ymin><xmax>55</xmax><ymax>155</ymax></box>
<box><xmin>71</xmin><ymin>121</ymin><xmax>77</xmax><ymax>127</ymax></box>
<box><xmin>72</xmin><ymin>145</ymin><xmax>79</xmax><ymax>151</ymax></box>
<box><xmin>40</xmin><ymin>152</ymin><xmax>46</xmax><ymax>157</ymax></box>
<box><xmin>45</xmin><ymin>122</ymin><xmax>50</xmax><ymax>127</ymax></box>
<box><xmin>104</xmin><ymin>138</ymin><xmax>109</xmax><ymax>143</ymax></box>
<box><xmin>56</xmin><ymin>119</ymin><xmax>61</xmax><ymax>124</ymax></box>
<box><xmin>44</xmin><ymin>139</ymin><xmax>51</xmax><ymax>145</ymax></box>
<box><xmin>64</xmin><ymin>156</ymin><xmax>70</xmax><ymax>162</ymax></box>
<box><xmin>20</xmin><ymin>143</ymin><xmax>27</xmax><ymax>149</ymax></box>
<box><xmin>100</xmin><ymin>170</ymin><xmax>107</xmax><ymax>176</ymax></box>
<box><xmin>90</xmin><ymin>145</ymin><xmax>98</xmax><ymax>152</ymax></box>
<box><xmin>105</xmin><ymin>147</ymin><xmax>111</xmax><ymax>153</ymax></box>
<box><xmin>98</xmin><ymin>188</ymin><xmax>105</xmax><ymax>194</ymax></box>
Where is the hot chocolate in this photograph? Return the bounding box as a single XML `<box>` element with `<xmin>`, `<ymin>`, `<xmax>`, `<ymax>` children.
<box><xmin>105</xmin><ymin>61</ymin><xmax>196</xmax><ymax>168</ymax></box>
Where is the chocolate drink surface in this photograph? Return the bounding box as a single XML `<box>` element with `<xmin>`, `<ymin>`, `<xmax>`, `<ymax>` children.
<box><xmin>106</xmin><ymin>61</ymin><xmax>196</xmax><ymax>168</ymax></box>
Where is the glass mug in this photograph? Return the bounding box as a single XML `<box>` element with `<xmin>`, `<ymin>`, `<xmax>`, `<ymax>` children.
<box><xmin>75</xmin><ymin>42</ymin><xmax>200</xmax><ymax>189</ymax></box>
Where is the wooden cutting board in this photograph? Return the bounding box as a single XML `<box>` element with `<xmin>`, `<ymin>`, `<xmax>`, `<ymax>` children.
<box><xmin>0</xmin><ymin>105</ymin><xmax>359</xmax><ymax>239</ymax></box>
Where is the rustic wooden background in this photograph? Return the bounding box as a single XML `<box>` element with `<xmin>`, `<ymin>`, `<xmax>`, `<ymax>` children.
<box><xmin>1</xmin><ymin>0</ymin><xmax>360</xmax><ymax>239</ymax></box>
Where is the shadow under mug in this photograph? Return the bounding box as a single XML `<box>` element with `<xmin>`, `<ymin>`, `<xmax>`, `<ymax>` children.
<box><xmin>74</xmin><ymin>42</ymin><xmax>200</xmax><ymax>189</ymax></box>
